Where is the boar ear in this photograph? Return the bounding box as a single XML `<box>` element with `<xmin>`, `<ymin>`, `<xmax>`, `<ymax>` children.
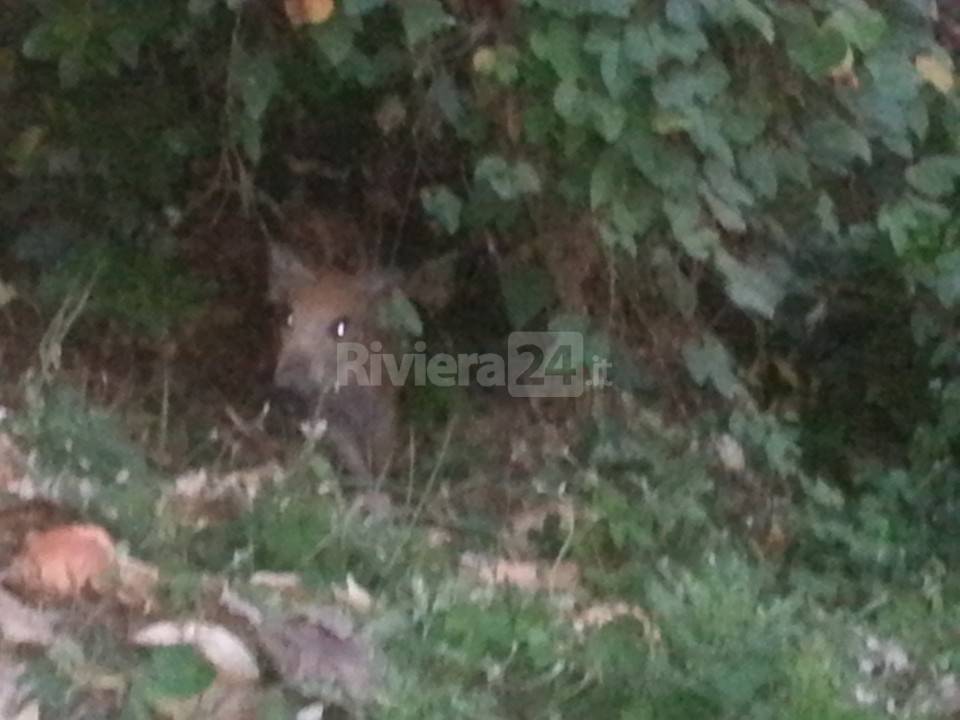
<box><xmin>268</xmin><ymin>243</ymin><xmax>317</xmax><ymax>303</ymax></box>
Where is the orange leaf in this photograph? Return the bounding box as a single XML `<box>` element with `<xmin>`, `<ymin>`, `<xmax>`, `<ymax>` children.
<box><xmin>10</xmin><ymin>524</ymin><xmax>115</xmax><ymax>598</ymax></box>
<box><xmin>284</xmin><ymin>0</ymin><xmax>335</xmax><ymax>27</ymax></box>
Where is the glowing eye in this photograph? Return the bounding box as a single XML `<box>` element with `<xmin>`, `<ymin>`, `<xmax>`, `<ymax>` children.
<box><xmin>332</xmin><ymin>317</ymin><xmax>348</xmax><ymax>339</ymax></box>
<box><xmin>286</xmin><ymin>312</ymin><xmax>294</xmax><ymax>328</ymax></box>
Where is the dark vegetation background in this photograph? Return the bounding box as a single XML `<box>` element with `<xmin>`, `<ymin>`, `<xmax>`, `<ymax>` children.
<box><xmin>2</xmin><ymin>0</ymin><xmax>960</xmax><ymax>717</ymax></box>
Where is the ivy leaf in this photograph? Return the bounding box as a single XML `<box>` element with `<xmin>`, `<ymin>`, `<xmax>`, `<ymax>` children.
<box><xmin>816</xmin><ymin>193</ymin><xmax>840</xmax><ymax>235</ymax></box>
<box><xmin>739</xmin><ymin>144</ymin><xmax>778</xmax><ymax>200</ymax></box>
<box><xmin>401</xmin><ymin>0</ymin><xmax>453</xmax><ymax>46</ymax></box>
<box><xmin>312</xmin><ymin>15</ymin><xmax>355</xmax><ymax>65</ymax></box>
<box><xmin>421</xmin><ymin>185</ymin><xmax>462</xmax><ymax>234</ymax></box>
<box><xmin>656</xmin><ymin>24</ymin><xmax>708</xmax><ymax>65</ymax></box>
<box><xmin>773</xmin><ymin>146</ymin><xmax>811</xmax><ymax>188</ymax></box>
<box><xmin>592</xmin><ymin>97</ymin><xmax>627</xmax><ymax>142</ymax></box>
<box><xmin>428</xmin><ymin>68</ymin><xmax>464</xmax><ymax>127</ymax></box>
<box><xmin>824</xmin><ymin>0</ymin><xmax>887</xmax><ymax>52</ymax></box>
<box><xmin>530</xmin><ymin>18</ymin><xmax>583</xmax><ymax>80</ymax></box>
<box><xmin>630</xmin><ymin>128</ymin><xmax>698</xmax><ymax>194</ymax></box>
<box><xmin>682</xmin><ymin>333</ymin><xmax>740</xmax><ymax>399</ymax></box>
<box><xmin>653</xmin><ymin>56</ymin><xmax>730</xmax><ymax>109</ymax></box>
<box><xmin>142</xmin><ymin>646</ymin><xmax>216</xmax><ymax>701</ymax></box>
<box><xmin>664</xmin><ymin>195</ymin><xmax>719</xmax><ymax>260</ymax></box>
<box><xmin>599</xmin><ymin>36</ymin><xmax>631</xmax><ymax>99</ymax></box>
<box><xmin>666</xmin><ymin>0</ymin><xmax>702</xmax><ymax>30</ymax></box>
<box><xmin>514</xmin><ymin>161</ymin><xmax>542</xmax><ymax>194</ymax></box>
<box><xmin>553</xmin><ymin>80</ymin><xmax>588</xmax><ymax>124</ymax></box>
<box><xmin>732</xmin><ymin>0</ymin><xmax>774</xmax><ymax>43</ymax></box>
<box><xmin>475</xmin><ymin>156</ymin><xmax>541</xmax><ymax>200</ymax></box>
<box><xmin>714</xmin><ymin>250</ymin><xmax>784</xmax><ymax>319</ymax></box>
<box><xmin>623</xmin><ymin>24</ymin><xmax>661</xmax><ymax>74</ymax></box>
<box><xmin>786</xmin><ymin>24</ymin><xmax>848</xmax><ymax>78</ymax></box>
<box><xmin>700</xmin><ymin>183</ymin><xmax>746</xmax><ymax>234</ymax></box>
<box><xmin>905</xmin><ymin>155</ymin><xmax>960</xmax><ymax>198</ymax></box>
<box><xmin>804</xmin><ymin>115</ymin><xmax>872</xmax><ymax>169</ymax></box>
<box><xmin>685</xmin><ymin>107</ymin><xmax>735</xmax><ymax>168</ymax></box>
<box><xmin>234</xmin><ymin>49</ymin><xmax>279</xmax><ymax>121</ymax></box>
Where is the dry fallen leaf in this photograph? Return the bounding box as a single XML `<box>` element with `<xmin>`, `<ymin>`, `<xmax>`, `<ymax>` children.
<box><xmin>0</xmin><ymin>587</ymin><xmax>56</xmax><ymax>646</ymax></box>
<box><xmin>284</xmin><ymin>0</ymin><xmax>335</xmax><ymax>26</ymax></box>
<box><xmin>333</xmin><ymin>574</ymin><xmax>374</xmax><ymax>614</ymax></box>
<box><xmin>460</xmin><ymin>552</ymin><xmax>581</xmax><ymax>593</ymax></box>
<box><xmin>8</xmin><ymin>523</ymin><xmax>115</xmax><ymax>599</ymax></box>
<box><xmin>132</xmin><ymin>621</ymin><xmax>261</xmax><ymax>684</ymax></box>
<box><xmin>257</xmin><ymin>611</ymin><xmax>379</xmax><ymax>704</ymax></box>
<box><xmin>915</xmin><ymin>53</ymin><xmax>955</xmax><ymax>93</ymax></box>
<box><xmin>572</xmin><ymin>601</ymin><xmax>660</xmax><ymax>642</ymax></box>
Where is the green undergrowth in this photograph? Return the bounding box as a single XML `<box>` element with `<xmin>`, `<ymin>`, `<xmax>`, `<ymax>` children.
<box><xmin>4</xmin><ymin>381</ymin><xmax>956</xmax><ymax>719</ymax></box>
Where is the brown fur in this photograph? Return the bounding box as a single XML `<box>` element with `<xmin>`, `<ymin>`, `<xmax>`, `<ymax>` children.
<box><xmin>269</xmin><ymin>244</ymin><xmax>397</xmax><ymax>478</ymax></box>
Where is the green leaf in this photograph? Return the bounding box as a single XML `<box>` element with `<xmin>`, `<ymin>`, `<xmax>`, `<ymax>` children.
<box><xmin>786</xmin><ymin>24</ymin><xmax>848</xmax><ymax>78</ymax></box>
<box><xmin>500</xmin><ymin>266</ymin><xmax>556</xmax><ymax>330</ymax></box>
<box><xmin>905</xmin><ymin>155</ymin><xmax>960</xmax><ymax>198</ymax></box>
<box><xmin>514</xmin><ymin>161</ymin><xmax>542</xmax><ymax>194</ymax></box>
<box><xmin>476</xmin><ymin>155</ymin><xmax>513</xmax><ymax>198</ymax></box>
<box><xmin>657</xmin><ymin>24</ymin><xmax>708</xmax><ymax>65</ymax></box>
<box><xmin>666</xmin><ymin>0</ymin><xmax>702</xmax><ymax>30</ymax></box>
<box><xmin>623</xmin><ymin>24</ymin><xmax>661</xmax><ymax>73</ymax></box>
<box><xmin>685</xmin><ymin>107</ymin><xmax>735</xmax><ymax>168</ymax></box>
<box><xmin>599</xmin><ymin>221</ymin><xmax>638</xmax><ymax>256</ymax></box>
<box><xmin>629</xmin><ymin>128</ymin><xmax>698</xmax><ymax>194</ymax></box>
<box><xmin>421</xmin><ymin>185</ymin><xmax>463</xmax><ymax>234</ymax></box>
<box><xmin>824</xmin><ymin>0</ymin><xmax>887</xmax><ymax>52</ymax></box>
<box><xmin>653</xmin><ymin>55</ymin><xmax>730</xmax><ymax>109</ymax></box>
<box><xmin>233</xmin><ymin>49</ymin><xmax>279</xmax><ymax>121</ymax></box>
<box><xmin>816</xmin><ymin>193</ymin><xmax>840</xmax><ymax>235</ymax></box>
<box><xmin>804</xmin><ymin>115</ymin><xmax>872</xmax><ymax>169</ymax></box>
<box><xmin>682</xmin><ymin>333</ymin><xmax>740</xmax><ymax>399</ymax></box>
<box><xmin>553</xmin><ymin>80</ymin><xmax>589</xmax><ymax>124</ymax></box>
<box><xmin>700</xmin><ymin>184</ymin><xmax>746</xmax><ymax>234</ymax></box>
<box><xmin>530</xmin><ymin>18</ymin><xmax>583</xmax><ymax>80</ymax></box>
<box><xmin>592</xmin><ymin>97</ymin><xmax>627</xmax><ymax>142</ymax></box>
<box><xmin>384</xmin><ymin>289</ymin><xmax>424</xmax><ymax>337</ymax></box>
<box><xmin>401</xmin><ymin>0</ymin><xmax>453</xmax><ymax>46</ymax></box>
<box><xmin>715</xmin><ymin>250</ymin><xmax>784</xmax><ymax>319</ymax></box>
<box><xmin>428</xmin><ymin>69</ymin><xmax>464</xmax><ymax>127</ymax></box>
<box><xmin>599</xmin><ymin>36</ymin><xmax>632</xmax><ymax>99</ymax></box>
<box><xmin>704</xmin><ymin>158</ymin><xmax>754</xmax><ymax>208</ymax></box>
<box><xmin>142</xmin><ymin>646</ymin><xmax>216</xmax><ymax>701</ymax></box>
<box><xmin>22</xmin><ymin>21</ymin><xmax>62</xmax><ymax>61</ymax></box>
<box><xmin>739</xmin><ymin>143</ymin><xmax>778</xmax><ymax>200</ymax></box>
<box><xmin>772</xmin><ymin>146</ymin><xmax>811</xmax><ymax>188</ymax></box>
<box><xmin>475</xmin><ymin>156</ymin><xmax>541</xmax><ymax>200</ymax></box>
<box><xmin>732</xmin><ymin>0</ymin><xmax>774</xmax><ymax>43</ymax></box>
<box><xmin>663</xmin><ymin>195</ymin><xmax>718</xmax><ymax>260</ymax></box>
<box><xmin>312</xmin><ymin>16</ymin><xmax>356</xmax><ymax>66</ymax></box>
<box><xmin>108</xmin><ymin>27</ymin><xmax>143</xmax><ymax>69</ymax></box>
